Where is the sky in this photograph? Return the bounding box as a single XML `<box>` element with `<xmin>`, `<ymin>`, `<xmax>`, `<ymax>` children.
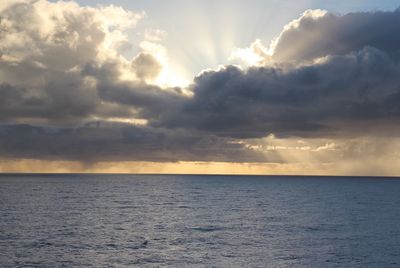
<box><xmin>73</xmin><ymin>0</ymin><xmax>400</xmax><ymax>83</ymax></box>
<box><xmin>1</xmin><ymin>0</ymin><xmax>400</xmax><ymax>175</ymax></box>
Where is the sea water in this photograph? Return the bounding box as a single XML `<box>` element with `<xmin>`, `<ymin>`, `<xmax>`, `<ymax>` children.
<box><xmin>1</xmin><ymin>174</ymin><xmax>400</xmax><ymax>267</ymax></box>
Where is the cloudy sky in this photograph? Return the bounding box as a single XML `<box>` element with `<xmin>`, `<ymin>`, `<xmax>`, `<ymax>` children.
<box><xmin>1</xmin><ymin>0</ymin><xmax>400</xmax><ymax>175</ymax></box>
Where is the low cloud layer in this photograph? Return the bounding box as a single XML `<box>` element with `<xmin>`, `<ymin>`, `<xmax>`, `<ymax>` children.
<box><xmin>0</xmin><ymin>123</ymin><xmax>267</xmax><ymax>163</ymax></box>
<box><xmin>1</xmin><ymin>1</ymin><xmax>400</xmax><ymax>174</ymax></box>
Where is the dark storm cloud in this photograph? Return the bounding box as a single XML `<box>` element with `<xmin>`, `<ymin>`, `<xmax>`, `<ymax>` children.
<box><xmin>98</xmin><ymin>81</ymin><xmax>187</xmax><ymax>118</ymax></box>
<box><xmin>0</xmin><ymin>123</ymin><xmax>268</xmax><ymax>163</ymax></box>
<box><xmin>156</xmin><ymin>47</ymin><xmax>400</xmax><ymax>138</ymax></box>
<box><xmin>2</xmin><ymin>1</ymin><xmax>400</xmax><ymax>164</ymax></box>
<box><xmin>81</xmin><ymin>60</ymin><xmax>188</xmax><ymax>121</ymax></box>
<box><xmin>0</xmin><ymin>71</ymin><xmax>134</xmax><ymax>123</ymax></box>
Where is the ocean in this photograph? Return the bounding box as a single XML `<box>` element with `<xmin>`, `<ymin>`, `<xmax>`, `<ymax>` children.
<box><xmin>1</xmin><ymin>174</ymin><xmax>400</xmax><ymax>267</ymax></box>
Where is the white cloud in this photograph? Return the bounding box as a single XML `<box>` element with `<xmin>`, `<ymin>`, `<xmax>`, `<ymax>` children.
<box><xmin>0</xmin><ymin>0</ymin><xmax>181</xmax><ymax>124</ymax></box>
<box><xmin>229</xmin><ymin>39</ymin><xmax>270</xmax><ymax>66</ymax></box>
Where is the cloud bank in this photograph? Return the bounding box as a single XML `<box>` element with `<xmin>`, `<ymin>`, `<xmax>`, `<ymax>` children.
<box><xmin>1</xmin><ymin>1</ymin><xmax>400</xmax><ymax>174</ymax></box>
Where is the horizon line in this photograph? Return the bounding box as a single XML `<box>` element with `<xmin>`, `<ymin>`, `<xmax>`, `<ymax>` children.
<box><xmin>0</xmin><ymin>172</ymin><xmax>399</xmax><ymax>179</ymax></box>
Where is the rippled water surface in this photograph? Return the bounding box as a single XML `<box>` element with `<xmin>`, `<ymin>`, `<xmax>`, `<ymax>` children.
<box><xmin>1</xmin><ymin>174</ymin><xmax>400</xmax><ymax>267</ymax></box>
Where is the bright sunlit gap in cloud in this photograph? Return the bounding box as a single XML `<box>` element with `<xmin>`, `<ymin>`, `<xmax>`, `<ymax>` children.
<box><xmin>151</xmin><ymin>1</ymin><xmax>248</xmax><ymax>86</ymax></box>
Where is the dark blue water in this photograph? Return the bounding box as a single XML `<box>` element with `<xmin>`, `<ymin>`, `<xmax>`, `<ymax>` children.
<box><xmin>1</xmin><ymin>175</ymin><xmax>400</xmax><ymax>267</ymax></box>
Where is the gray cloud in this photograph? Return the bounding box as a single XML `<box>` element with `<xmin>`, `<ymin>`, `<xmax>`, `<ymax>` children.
<box><xmin>132</xmin><ymin>52</ymin><xmax>163</xmax><ymax>81</ymax></box>
<box><xmin>0</xmin><ymin>123</ymin><xmax>268</xmax><ymax>163</ymax></box>
<box><xmin>1</xmin><ymin>2</ymin><xmax>400</xmax><ymax>166</ymax></box>
<box><xmin>270</xmin><ymin>9</ymin><xmax>400</xmax><ymax>63</ymax></box>
<box><xmin>156</xmin><ymin>47</ymin><xmax>400</xmax><ymax>138</ymax></box>
<box><xmin>0</xmin><ymin>0</ymin><xmax>147</xmax><ymax>123</ymax></box>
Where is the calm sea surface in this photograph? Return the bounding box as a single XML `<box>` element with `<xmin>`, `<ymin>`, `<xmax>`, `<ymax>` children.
<box><xmin>1</xmin><ymin>174</ymin><xmax>400</xmax><ymax>267</ymax></box>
